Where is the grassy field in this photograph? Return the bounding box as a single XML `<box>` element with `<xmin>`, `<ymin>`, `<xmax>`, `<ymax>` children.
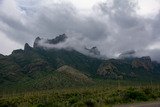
<box><xmin>0</xmin><ymin>81</ymin><xmax>160</xmax><ymax>107</ymax></box>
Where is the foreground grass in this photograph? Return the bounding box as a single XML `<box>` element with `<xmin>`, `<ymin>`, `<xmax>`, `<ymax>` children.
<box><xmin>0</xmin><ymin>85</ymin><xmax>160</xmax><ymax>107</ymax></box>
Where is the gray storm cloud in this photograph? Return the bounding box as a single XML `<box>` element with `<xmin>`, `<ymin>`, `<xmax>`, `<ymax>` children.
<box><xmin>0</xmin><ymin>0</ymin><xmax>160</xmax><ymax>61</ymax></box>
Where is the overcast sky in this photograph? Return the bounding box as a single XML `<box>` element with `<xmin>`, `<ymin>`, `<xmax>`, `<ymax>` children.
<box><xmin>0</xmin><ymin>0</ymin><xmax>160</xmax><ymax>61</ymax></box>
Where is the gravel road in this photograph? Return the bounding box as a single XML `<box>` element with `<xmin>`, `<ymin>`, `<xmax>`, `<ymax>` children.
<box><xmin>114</xmin><ymin>102</ymin><xmax>160</xmax><ymax>107</ymax></box>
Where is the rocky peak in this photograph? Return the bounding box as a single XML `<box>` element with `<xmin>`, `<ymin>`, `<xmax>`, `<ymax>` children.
<box><xmin>24</xmin><ymin>43</ymin><xmax>32</xmax><ymax>51</ymax></box>
<box><xmin>85</xmin><ymin>46</ymin><xmax>100</xmax><ymax>56</ymax></box>
<box><xmin>46</xmin><ymin>34</ymin><xmax>67</xmax><ymax>45</ymax></box>
<box><xmin>33</xmin><ymin>34</ymin><xmax>67</xmax><ymax>48</ymax></box>
<box><xmin>33</xmin><ymin>37</ymin><xmax>41</xmax><ymax>48</ymax></box>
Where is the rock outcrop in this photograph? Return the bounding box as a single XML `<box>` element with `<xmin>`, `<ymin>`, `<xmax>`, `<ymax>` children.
<box><xmin>46</xmin><ymin>34</ymin><xmax>67</xmax><ymax>45</ymax></box>
<box><xmin>33</xmin><ymin>37</ymin><xmax>41</xmax><ymax>48</ymax></box>
<box><xmin>85</xmin><ymin>46</ymin><xmax>100</xmax><ymax>56</ymax></box>
<box><xmin>132</xmin><ymin>56</ymin><xmax>153</xmax><ymax>71</ymax></box>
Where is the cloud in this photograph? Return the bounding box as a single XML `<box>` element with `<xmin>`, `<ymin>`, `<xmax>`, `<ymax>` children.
<box><xmin>0</xmin><ymin>0</ymin><xmax>160</xmax><ymax>61</ymax></box>
<box><xmin>0</xmin><ymin>31</ymin><xmax>22</xmax><ymax>55</ymax></box>
<box><xmin>95</xmin><ymin>0</ymin><xmax>160</xmax><ymax>59</ymax></box>
<box><xmin>0</xmin><ymin>0</ymin><xmax>108</xmax><ymax>43</ymax></box>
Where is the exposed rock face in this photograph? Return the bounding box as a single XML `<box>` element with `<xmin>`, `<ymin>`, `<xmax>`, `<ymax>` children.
<box><xmin>24</xmin><ymin>43</ymin><xmax>32</xmax><ymax>51</ymax></box>
<box><xmin>46</xmin><ymin>34</ymin><xmax>67</xmax><ymax>45</ymax></box>
<box><xmin>33</xmin><ymin>34</ymin><xmax>67</xmax><ymax>48</ymax></box>
<box><xmin>97</xmin><ymin>63</ymin><xmax>118</xmax><ymax>79</ymax></box>
<box><xmin>12</xmin><ymin>49</ymin><xmax>24</xmax><ymax>54</ymax></box>
<box><xmin>97</xmin><ymin>56</ymin><xmax>158</xmax><ymax>79</ymax></box>
<box><xmin>132</xmin><ymin>56</ymin><xmax>153</xmax><ymax>71</ymax></box>
<box><xmin>85</xmin><ymin>46</ymin><xmax>100</xmax><ymax>56</ymax></box>
<box><xmin>33</xmin><ymin>37</ymin><xmax>41</xmax><ymax>48</ymax></box>
<box><xmin>24</xmin><ymin>59</ymin><xmax>50</xmax><ymax>73</ymax></box>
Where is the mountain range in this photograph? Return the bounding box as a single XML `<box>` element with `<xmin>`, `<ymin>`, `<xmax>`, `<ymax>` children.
<box><xmin>0</xmin><ymin>34</ymin><xmax>160</xmax><ymax>91</ymax></box>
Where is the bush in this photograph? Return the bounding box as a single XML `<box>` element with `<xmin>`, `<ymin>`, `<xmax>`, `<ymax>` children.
<box><xmin>69</xmin><ymin>97</ymin><xmax>79</xmax><ymax>105</ymax></box>
<box><xmin>123</xmin><ymin>88</ymin><xmax>147</xmax><ymax>102</ymax></box>
<box><xmin>84</xmin><ymin>99</ymin><xmax>96</xmax><ymax>107</ymax></box>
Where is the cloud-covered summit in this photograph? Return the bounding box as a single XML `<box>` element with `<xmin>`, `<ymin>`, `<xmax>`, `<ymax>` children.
<box><xmin>0</xmin><ymin>0</ymin><xmax>160</xmax><ymax>61</ymax></box>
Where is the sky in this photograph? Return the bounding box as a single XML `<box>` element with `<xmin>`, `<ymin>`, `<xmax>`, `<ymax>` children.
<box><xmin>0</xmin><ymin>0</ymin><xmax>160</xmax><ymax>61</ymax></box>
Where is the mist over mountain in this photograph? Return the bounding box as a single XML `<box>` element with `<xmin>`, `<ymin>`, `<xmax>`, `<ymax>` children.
<box><xmin>0</xmin><ymin>34</ymin><xmax>160</xmax><ymax>93</ymax></box>
<box><xmin>118</xmin><ymin>50</ymin><xmax>136</xmax><ymax>59</ymax></box>
<box><xmin>34</xmin><ymin>34</ymin><xmax>68</xmax><ymax>48</ymax></box>
<box><xmin>31</xmin><ymin>34</ymin><xmax>106</xmax><ymax>59</ymax></box>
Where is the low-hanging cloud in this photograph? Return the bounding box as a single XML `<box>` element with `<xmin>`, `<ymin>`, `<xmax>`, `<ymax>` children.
<box><xmin>0</xmin><ymin>0</ymin><xmax>160</xmax><ymax>61</ymax></box>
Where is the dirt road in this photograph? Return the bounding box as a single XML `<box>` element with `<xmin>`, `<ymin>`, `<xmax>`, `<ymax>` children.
<box><xmin>114</xmin><ymin>101</ymin><xmax>160</xmax><ymax>107</ymax></box>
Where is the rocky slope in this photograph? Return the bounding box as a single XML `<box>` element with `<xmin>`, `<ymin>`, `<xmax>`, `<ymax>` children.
<box><xmin>97</xmin><ymin>57</ymin><xmax>160</xmax><ymax>80</ymax></box>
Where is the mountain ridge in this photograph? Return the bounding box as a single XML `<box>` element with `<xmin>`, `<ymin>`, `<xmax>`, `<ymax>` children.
<box><xmin>0</xmin><ymin>34</ymin><xmax>160</xmax><ymax>91</ymax></box>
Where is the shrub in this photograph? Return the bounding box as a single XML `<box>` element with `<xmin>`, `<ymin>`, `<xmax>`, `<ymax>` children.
<box><xmin>123</xmin><ymin>88</ymin><xmax>147</xmax><ymax>102</ymax></box>
<box><xmin>84</xmin><ymin>99</ymin><xmax>96</xmax><ymax>107</ymax></box>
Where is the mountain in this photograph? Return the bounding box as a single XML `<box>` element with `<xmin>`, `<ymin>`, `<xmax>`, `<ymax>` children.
<box><xmin>33</xmin><ymin>34</ymin><xmax>67</xmax><ymax>48</ymax></box>
<box><xmin>97</xmin><ymin>56</ymin><xmax>160</xmax><ymax>80</ymax></box>
<box><xmin>0</xmin><ymin>34</ymin><xmax>160</xmax><ymax>91</ymax></box>
<box><xmin>0</xmin><ymin>34</ymin><xmax>103</xmax><ymax>91</ymax></box>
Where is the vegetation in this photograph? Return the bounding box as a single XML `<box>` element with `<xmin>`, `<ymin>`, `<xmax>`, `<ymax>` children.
<box><xmin>0</xmin><ymin>85</ymin><xmax>160</xmax><ymax>107</ymax></box>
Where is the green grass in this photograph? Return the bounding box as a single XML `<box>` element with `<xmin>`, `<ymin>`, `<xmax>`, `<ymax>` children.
<box><xmin>0</xmin><ymin>84</ymin><xmax>160</xmax><ymax>107</ymax></box>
